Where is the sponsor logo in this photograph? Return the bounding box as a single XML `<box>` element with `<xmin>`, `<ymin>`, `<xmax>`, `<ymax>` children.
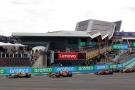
<box><xmin>59</xmin><ymin>54</ymin><xmax>77</xmax><ymax>59</ymax></box>
<box><xmin>8</xmin><ymin>68</ymin><xmax>31</xmax><ymax>74</ymax></box>
<box><xmin>58</xmin><ymin>52</ymin><xmax>78</xmax><ymax>60</ymax></box>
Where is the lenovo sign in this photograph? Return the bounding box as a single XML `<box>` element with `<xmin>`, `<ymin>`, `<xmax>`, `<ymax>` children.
<box><xmin>58</xmin><ymin>52</ymin><xmax>78</xmax><ymax>60</ymax></box>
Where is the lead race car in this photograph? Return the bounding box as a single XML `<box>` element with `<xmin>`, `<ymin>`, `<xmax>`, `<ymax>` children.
<box><xmin>48</xmin><ymin>71</ymin><xmax>72</xmax><ymax>78</ymax></box>
<box><xmin>7</xmin><ymin>72</ymin><xmax>31</xmax><ymax>78</ymax></box>
<box><xmin>95</xmin><ymin>70</ymin><xmax>113</xmax><ymax>75</ymax></box>
<box><xmin>121</xmin><ymin>68</ymin><xmax>135</xmax><ymax>73</ymax></box>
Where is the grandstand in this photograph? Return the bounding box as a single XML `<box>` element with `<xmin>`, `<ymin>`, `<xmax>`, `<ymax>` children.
<box><xmin>0</xmin><ymin>41</ymin><xmax>44</xmax><ymax>67</ymax></box>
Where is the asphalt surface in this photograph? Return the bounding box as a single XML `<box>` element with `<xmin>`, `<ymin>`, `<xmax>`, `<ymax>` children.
<box><xmin>0</xmin><ymin>73</ymin><xmax>135</xmax><ymax>90</ymax></box>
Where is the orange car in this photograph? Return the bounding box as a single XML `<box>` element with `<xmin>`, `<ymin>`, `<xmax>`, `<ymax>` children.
<box><xmin>95</xmin><ymin>70</ymin><xmax>113</xmax><ymax>75</ymax></box>
<box><xmin>7</xmin><ymin>72</ymin><xmax>31</xmax><ymax>78</ymax></box>
<box><xmin>122</xmin><ymin>68</ymin><xmax>135</xmax><ymax>73</ymax></box>
<box><xmin>48</xmin><ymin>71</ymin><xmax>72</xmax><ymax>78</ymax></box>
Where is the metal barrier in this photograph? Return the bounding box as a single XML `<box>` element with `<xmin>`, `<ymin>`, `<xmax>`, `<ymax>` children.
<box><xmin>0</xmin><ymin>52</ymin><xmax>30</xmax><ymax>58</ymax></box>
<box><xmin>1</xmin><ymin>57</ymin><xmax>135</xmax><ymax>75</ymax></box>
<box><xmin>0</xmin><ymin>64</ymin><xmax>122</xmax><ymax>75</ymax></box>
<box><xmin>86</xmin><ymin>46</ymin><xmax>112</xmax><ymax>60</ymax></box>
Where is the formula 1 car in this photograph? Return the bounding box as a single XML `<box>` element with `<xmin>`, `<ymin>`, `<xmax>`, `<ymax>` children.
<box><xmin>122</xmin><ymin>68</ymin><xmax>135</xmax><ymax>73</ymax></box>
<box><xmin>7</xmin><ymin>72</ymin><xmax>31</xmax><ymax>78</ymax></box>
<box><xmin>95</xmin><ymin>70</ymin><xmax>113</xmax><ymax>75</ymax></box>
<box><xmin>111</xmin><ymin>68</ymin><xmax>123</xmax><ymax>73</ymax></box>
<box><xmin>48</xmin><ymin>71</ymin><xmax>72</xmax><ymax>78</ymax></box>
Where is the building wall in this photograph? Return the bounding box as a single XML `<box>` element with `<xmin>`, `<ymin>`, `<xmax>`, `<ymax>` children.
<box><xmin>75</xmin><ymin>20</ymin><xmax>89</xmax><ymax>31</ymax></box>
<box><xmin>17</xmin><ymin>36</ymin><xmax>80</xmax><ymax>51</ymax></box>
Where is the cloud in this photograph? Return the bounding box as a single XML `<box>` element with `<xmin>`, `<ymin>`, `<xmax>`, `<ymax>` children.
<box><xmin>0</xmin><ymin>0</ymin><xmax>135</xmax><ymax>36</ymax></box>
<box><xmin>11</xmin><ymin>0</ymin><xmax>40</xmax><ymax>5</ymax></box>
<box><xmin>125</xmin><ymin>7</ymin><xmax>135</xmax><ymax>12</ymax></box>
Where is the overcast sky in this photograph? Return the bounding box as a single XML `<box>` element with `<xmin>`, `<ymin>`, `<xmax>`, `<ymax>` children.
<box><xmin>0</xmin><ymin>0</ymin><xmax>135</xmax><ymax>36</ymax></box>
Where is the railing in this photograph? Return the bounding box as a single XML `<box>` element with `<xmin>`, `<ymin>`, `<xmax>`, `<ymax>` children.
<box><xmin>0</xmin><ymin>52</ymin><xmax>30</xmax><ymax>58</ymax></box>
<box><xmin>0</xmin><ymin>50</ymin><xmax>45</xmax><ymax>67</ymax></box>
<box><xmin>119</xmin><ymin>53</ymin><xmax>135</xmax><ymax>63</ymax></box>
<box><xmin>86</xmin><ymin>49</ymin><xmax>99</xmax><ymax>60</ymax></box>
<box><xmin>86</xmin><ymin>46</ymin><xmax>112</xmax><ymax>60</ymax></box>
<box><xmin>0</xmin><ymin>58</ymin><xmax>31</xmax><ymax>67</ymax></box>
<box><xmin>0</xmin><ymin>52</ymin><xmax>32</xmax><ymax>67</ymax></box>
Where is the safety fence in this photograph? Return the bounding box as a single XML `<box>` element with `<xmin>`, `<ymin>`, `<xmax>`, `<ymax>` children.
<box><xmin>1</xmin><ymin>57</ymin><xmax>135</xmax><ymax>75</ymax></box>
<box><xmin>0</xmin><ymin>64</ymin><xmax>124</xmax><ymax>75</ymax></box>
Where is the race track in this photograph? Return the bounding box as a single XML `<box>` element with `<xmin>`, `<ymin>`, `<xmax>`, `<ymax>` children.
<box><xmin>0</xmin><ymin>73</ymin><xmax>135</xmax><ymax>90</ymax></box>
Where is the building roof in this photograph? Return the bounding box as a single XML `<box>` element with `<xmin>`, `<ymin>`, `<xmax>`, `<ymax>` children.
<box><xmin>12</xmin><ymin>31</ymin><xmax>90</xmax><ymax>37</ymax></box>
<box><xmin>75</xmin><ymin>19</ymin><xmax>117</xmax><ymax>39</ymax></box>
<box><xmin>122</xmin><ymin>37</ymin><xmax>135</xmax><ymax>40</ymax></box>
<box><xmin>101</xmin><ymin>34</ymin><xmax>109</xmax><ymax>40</ymax></box>
<box><xmin>12</xmin><ymin>31</ymin><xmax>109</xmax><ymax>40</ymax></box>
<box><xmin>114</xmin><ymin>32</ymin><xmax>135</xmax><ymax>36</ymax></box>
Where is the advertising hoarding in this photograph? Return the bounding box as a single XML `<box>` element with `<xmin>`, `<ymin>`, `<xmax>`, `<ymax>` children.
<box><xmin>57</xmin><ymin>52</ymin><xmax>78</xmax><ymax>60</ymax></box>
<box><xmin>32</xmin><ymin>68</ymin><xmax>53</xmax><ymax>73</ymax></box>
<box><xmin>54</xmin><ymin>67</ymin><xmax>77</xmax><ymax>72</ymax></box>
<box><xmin>55</xmin><ymin>52</ymin><xmax>86</xmax><ymax>60</ymax></box>
<box><xmin>6</xmin><ymin>67</ymin><xmax>31</xmax><ymax>74</ymax></box>
<box><xmin>112</xmin><ymin>44</ymin><xmax>128</xmax><ymax>50</ymax></box>
<box><xmin>0</xmin><ymin>68</ymin><xmax>6</xmax><ymax>74</ymax></box>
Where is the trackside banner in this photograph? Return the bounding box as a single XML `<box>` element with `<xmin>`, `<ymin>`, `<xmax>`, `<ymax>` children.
<box><xmin>53</xmin><ymin>67</ymin><xmax>77</xmax><ymax>72</ymax></box>
<box><xmin>0</xmin><ymin>68</ymin><xmax>6</xmax><ymax>74</ymax></box>
<box><xmin>96</xmin><ymin>64</ymin><xmax>109</xmax><ymax>70</ymax></box>
<box><xmin>77</xmin><ymin>66</ymin><xmax>96</xmax><ymax>73</ymax></box>
<box><xmin>112</xmin><ymin>44</ymin><xmax>128</xmax><ymax>50</ymax></box>
<box><xmin>0</xmin><ymin>64</ymin><xmax>124</xmax><ymax>75</ymax></box>
<box><xmin>32</xmin><ymin>68</ymin><xmax>53</xmax><ymax>73</ymax></box>
<box><xmin>6</xmin><ymin>67</ymin><xmax>31</xmax><ymax>74</ymax></box>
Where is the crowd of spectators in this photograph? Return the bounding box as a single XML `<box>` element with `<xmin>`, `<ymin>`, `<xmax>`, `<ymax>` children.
<box><xmin>0</xmin><ymin>46</ymin><xmax>32</xmax><ymax>58</ymax></box>
<box><xmin>0</xmin><ymin>35</ymin><xmax>46</xmax><ymax>66</ymax></box>
<box><xmin>0</xmin><ymin>45</ymin><xmax>45</xmax><ymax>66</ymax></box>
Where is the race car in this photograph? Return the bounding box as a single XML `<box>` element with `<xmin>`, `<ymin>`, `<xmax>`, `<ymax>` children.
<box><xmin>122</xmin><ymin>68</ymin><xmax>135</xmax><ymax>73</ymax></box>
<box><xmin>7</xmin><ymin>72</ymin><xmax>31</xmax><ymax>78</ymax></box>
<box><xmin>48</xmin><ymin>71</ymin><xmax>72</xmax><ymax>78</ymax></box>
<box><xmin>95</xmin><ymin>70</ymin><xmax>113</xmax><ymax>75</ymax></box>
<box><xmin>111</xmin><ymin>68</ymin><xmax>123</xmax><ymax>73</ymax></box>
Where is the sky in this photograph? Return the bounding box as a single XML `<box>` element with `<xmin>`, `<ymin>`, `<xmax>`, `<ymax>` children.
<box><xmin>0</xmin><ymin>0</ymin><xmax>135</xmax><ymax>36</ymax></box>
